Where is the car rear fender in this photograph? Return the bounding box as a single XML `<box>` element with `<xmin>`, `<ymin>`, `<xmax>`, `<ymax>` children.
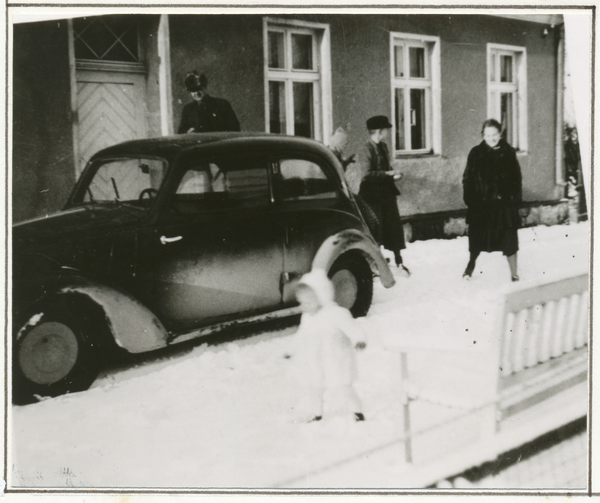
<box><xmin>311</xmin><ymin>229</ymin><xmax>396</xmax><ymax>288</ymax></box>
<box><xmin>56</xmin><ymin>278</ymin><xmax>169</xmax><ymax>353</ymax></box>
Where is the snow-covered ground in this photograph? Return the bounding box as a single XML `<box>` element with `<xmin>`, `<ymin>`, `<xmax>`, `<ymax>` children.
<box><xmin>9</xmin><ymin>222</ymin><xmax>590</xmax><ymax>490</ymax></box>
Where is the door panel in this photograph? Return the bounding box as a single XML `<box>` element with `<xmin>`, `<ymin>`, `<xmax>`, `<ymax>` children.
<box><xmin>75</xmin><ymin>70</ymin><xmax>147</xmax><ymax>173</ymax></box>
<box><xmin>135</xmin><ymin>156</ymin><xmax>284</xmax><ymax>332</ymax></box>
<box><xmin>151</xmin><ymin>215</ymin><xmax>283</xmax><ymax>326</ymax></box>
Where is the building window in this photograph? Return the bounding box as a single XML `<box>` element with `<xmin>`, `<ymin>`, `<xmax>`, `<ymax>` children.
<box><xmin>264</xmin><ymin>19</ymin><xmax>332</xmax><ymax>142</ymax></box>
<box><xmin>487</xmin><ymin>44</ymin><xmax>527</xmax><ymax>151</ymax></box>
<box><xmin>73</xmin><ymin>15</ymin><xmax>140</xmax><ymax>63</ymax></box>
<box><xmin>390</xmin><ymin>33</ymin><xmax>441</xmax><ymax>155</ymax></box>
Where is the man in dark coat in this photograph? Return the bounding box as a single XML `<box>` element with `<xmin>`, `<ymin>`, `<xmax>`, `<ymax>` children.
<box><xmin>462</xmin><ymin>119</ymin><xmax>522</xmax><ymax>281</ymax></box>
<box><xmin>177</xmin><ymin>71</ymin><xmax>240</xmax><ymax>134</ymax></box>
<box><xmin>358</xmin><ymin>115</ymin><xmax>410</xmax><ymax>275</ymax></box>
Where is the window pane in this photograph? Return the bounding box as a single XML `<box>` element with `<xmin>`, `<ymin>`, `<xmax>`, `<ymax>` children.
<box><xmin>410</xmin><ymin>88</ymin><xmax>426</xmax><ymax>150</ymax></box>
<box><xmin>490</xmin><ymin>52</ymin><xmax>497</xmax><ymax>82</ymax></box>
<box><xmin>176</xmin><ymin>160</ymin><xmax>269</xmax><ymax>211</ymax></box>
<box><xmin>501</xmin><ymin>92</ymin><xmax>514</xmax><ymax>144</ymax></box>
<box><xmin>394</xmin><ymin>45</ymin><xmax>405</xmax><ymax>77</ymax></box>
<box><xmin>500</xmin><ymin>55</ymin><xmax>513</xmax><ymax>83</ymax></box>
<box><xmin>409</xmin><ymin>47</ymin><xmax>425</xmax><ymax>78</ymax></box>
<box><xmin>73</xmin><ymin>16</ymin><xmax>139</xmax><ymax>62</ymax></box>
<box><xmin>293</xmin><ymin>82</ymin><xmax>314</xmax><ymax>138</ymax></box>
<box><xmin>292</xmin><ymin>34</ymin><xmax>313</xmax><ymax>70</ymax></box>
<box><xmin>86</xmin><ymin>158</ymin><xmax>166</xmax><ymax>202</ymax></box>
<box><xmin>280</xmin><ymin>159</ymin><xmax>335</xmax><ymax>200</ymax></box>
<box><xmin>269</xmin><ymin>81</ymin><xmax>286</xmax><ymax>134</ymax></box>
<box><xmin>394</xmin><ymin>88</ymin><xmax>405</xmax><ymax>150</ymax></box>
<box><xmin>268</xmin><ymin>31</ymin><xmax>285</xmax><ymax>69</ymax></box>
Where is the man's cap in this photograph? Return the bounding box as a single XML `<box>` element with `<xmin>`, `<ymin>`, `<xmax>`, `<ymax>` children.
<box><xmin>366</xmin><ymin>115</ymin><xmax>393</xmax><ymax>130</ymax></box>
<box><xmin>185</xmin><ymin>71</ymin><xmax>208</xmax><ymax>92</ymax></box>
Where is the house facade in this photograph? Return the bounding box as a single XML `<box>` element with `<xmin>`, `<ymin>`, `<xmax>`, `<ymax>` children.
<box><xmin>12</xmin><ymin>13</ymin><xmax>567</xmax><ymax>238</ymax></box>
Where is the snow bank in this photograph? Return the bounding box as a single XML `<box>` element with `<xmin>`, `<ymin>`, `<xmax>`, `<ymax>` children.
<box><xmin>9</xmin><ymin>223</ymin><xmax>590</xmax><ymax>490</ymax></box>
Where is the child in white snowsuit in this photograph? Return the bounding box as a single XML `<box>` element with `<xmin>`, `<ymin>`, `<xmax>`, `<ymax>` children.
<box><xmin>293</xmin><ymin>268</ymin><xmax>367</xmax><ymax>422</ymax></box>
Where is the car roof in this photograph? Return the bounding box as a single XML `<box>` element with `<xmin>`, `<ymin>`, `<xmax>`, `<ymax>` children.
<box><xmin>89</xmin><ymin>132</ymin><xmax>337</xmax><ymax>164</ymax></box>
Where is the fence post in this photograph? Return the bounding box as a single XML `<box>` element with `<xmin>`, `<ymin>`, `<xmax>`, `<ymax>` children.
<box><xmin>400</xmin><ymin>352</ymin><xmax>412</xmax><ymax>463</ymax></box>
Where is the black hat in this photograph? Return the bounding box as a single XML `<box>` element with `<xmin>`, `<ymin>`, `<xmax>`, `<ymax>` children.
<box><xmin>366</xmin><ymin>115</ymin><xmax>393</xmax><ymax>130</ymax></box>
<box><xmin>185</xmin><ymin>71</ymin><xmax>208</xmax><ymax>92</ymax></box>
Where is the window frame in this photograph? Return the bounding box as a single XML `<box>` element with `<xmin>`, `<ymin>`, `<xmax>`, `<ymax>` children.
<box><xmin>389</xmin><ymin>32</ymin><xmax>441</xmax><ymax>156</ymax></box>
<box><xmin>263</xmin><ymin>17</ymin><xmax>332</xmax><ymax>144</ymax></box>
<box><xmin>487</xmin><ymin>43</ymin><xmax>528</xmax><ymax>152</ymax></box>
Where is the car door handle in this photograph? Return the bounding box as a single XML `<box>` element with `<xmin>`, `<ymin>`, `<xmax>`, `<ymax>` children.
<box><xmin>160</xmin><ymin>235</ymin><xmax>183</xmax><ymax>245</ymax></box>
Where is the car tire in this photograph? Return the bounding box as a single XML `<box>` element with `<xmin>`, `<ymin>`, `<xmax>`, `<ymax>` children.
<box><xmin>13</xmin><ymin>306</ymin><xmax>102</xmax><ymax>405</ymax></box>
<box><xmin>354</xmin><ymin>194</ymin><xmax>381</xmax><ymax>244</ymax></box>
<box><xmin>328</xmin><ymin>253</ymin><xmax>374</xmax><ymax>318</ymax></box>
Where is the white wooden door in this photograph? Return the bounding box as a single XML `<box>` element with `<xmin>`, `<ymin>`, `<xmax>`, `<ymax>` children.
<box><xmin>75</xmin><ymin>69</ymin><xmax>147</xmax><ymax>174</ymax></box>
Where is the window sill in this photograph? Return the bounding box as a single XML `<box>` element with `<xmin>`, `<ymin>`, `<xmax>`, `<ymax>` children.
<box><xmin>394</xmin><ymin>152</ymin><xmax>440</xmax><ymax>160</ymax></box>
<box><xmin>516</xmin><ymin>151</ymin><xmax>528</xmax><ymax>157</ymax></box>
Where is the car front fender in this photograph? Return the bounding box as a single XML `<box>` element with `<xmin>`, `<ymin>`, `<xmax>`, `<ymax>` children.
<box><xmin>311</xmin><ymin>229</ymin><xmax>396</xmax><ymax>288</ymax></box>
<box><xmin>57</xmin><ymin>278</ymin><xmax>169</xmax><ymax>353</ymax></box>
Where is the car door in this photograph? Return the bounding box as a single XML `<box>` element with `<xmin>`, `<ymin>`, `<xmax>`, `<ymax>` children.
<box><xmin>273</xmin><ymin>155</ymin><xmax>360</xmax><ymax>304</ymax></box>
<box><xmin>135</xmin><ymin>153</ymin><xmax>284</xmax><ymax>332</ymax></box>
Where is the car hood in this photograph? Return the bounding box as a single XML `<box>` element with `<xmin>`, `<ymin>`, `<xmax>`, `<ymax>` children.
<box><xmin>13</xmin><ymin>205</ymin><xmax>142</xmax><ymax>243</ymax></box>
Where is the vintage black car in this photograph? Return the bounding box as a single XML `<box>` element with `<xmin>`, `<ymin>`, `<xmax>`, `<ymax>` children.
<box><xmin>12</xmin><ymin>133</ymin><xmax>395</xmax><ymax>403</ymax></box>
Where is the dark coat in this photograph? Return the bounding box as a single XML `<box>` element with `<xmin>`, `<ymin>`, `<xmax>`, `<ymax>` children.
<box><xmin>177</xmin><ymin>95</ymin><xmax>240</xmax><ymax>134</ymax></box>
<box><xmin>358</xmin><ymin>140</ymin><xmax>400</xmax><ymax>201</ymax></box>
<box><xmin>358</xmin><ymin>140</ymin><xmax>405</xmax><ymax>253</ymax></box>
<box><xmin>462</xmin><ymin>139</ymin><xmax>522</xmax><ymax>254</ymax></box>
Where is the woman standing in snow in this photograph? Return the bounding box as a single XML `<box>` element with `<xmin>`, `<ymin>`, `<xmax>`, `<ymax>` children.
<box><xmin>293</xmin><ymin>269</ymin><xmax>367</xmax><ymax>423</ymax></box>
<box><xmin>358</xmin><ymin>116</ymin><xmax>410</xmax><ymax>275</ymax></box>
<box><xmin>462</xmin><ymin>119</ymin><xmax>523</xmax><ymax>281</ymax></box>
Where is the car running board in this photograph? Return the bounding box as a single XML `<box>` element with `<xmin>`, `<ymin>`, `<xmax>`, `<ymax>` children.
<box><xmin>168</xmin><ymin>305</ymin><xmax>302</xmax><ymax>345</ymax></box>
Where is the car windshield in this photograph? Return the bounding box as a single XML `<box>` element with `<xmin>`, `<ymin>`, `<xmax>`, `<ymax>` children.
<box><xmin>78</xmin><ymin>157</ymin><xmax>168</xmax><ymax>207</ymax></box>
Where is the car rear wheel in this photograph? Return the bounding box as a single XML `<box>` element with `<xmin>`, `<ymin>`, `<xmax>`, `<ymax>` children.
<box><xmin>328</xmin><ymin>253</ymin><xmax>374</xmax><ymax>318</ymax></box>
<box><xmin>13</xmin><ymin>308</ymin><xmax>101</xmax><ymax>404</ymax></box>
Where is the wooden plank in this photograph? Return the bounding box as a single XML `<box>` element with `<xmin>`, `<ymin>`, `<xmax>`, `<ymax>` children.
<box><xmin>504</xmin><ymin>274</ymin><xmax>588</xmax><ymax>312</ymax></box>
<box><xmin>498</xmin><ymin>346</ymin><xmax>587</xmax><ymax>391</ymax></box>
<box><xmin>499</xmin><ymin>370</ymin><xmax>587</xmax><ymax>420</ymax></box>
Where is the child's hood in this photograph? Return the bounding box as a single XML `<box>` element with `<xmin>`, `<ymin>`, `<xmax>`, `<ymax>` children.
<box><xmin>297</xmin><ymin>268</ymin><xmax>336</xmax><ymax>307</ymax></box>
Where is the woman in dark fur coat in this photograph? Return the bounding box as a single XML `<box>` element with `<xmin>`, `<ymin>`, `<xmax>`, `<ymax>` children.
<box><xmin>462</xmin><ymin>119</ymin><xmax>522</xmax><ymax>281</ymax></box>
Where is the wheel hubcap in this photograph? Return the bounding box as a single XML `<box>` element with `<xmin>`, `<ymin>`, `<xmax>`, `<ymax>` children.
<box><xmin>18</xmin><ymin>321</ymin><xmax>79</xmax><ymax>385</ymax></box>
<box><xmin>330</xmin><ymin>269</ymin><xmax>359</xmax><ymax>309</ymax></box>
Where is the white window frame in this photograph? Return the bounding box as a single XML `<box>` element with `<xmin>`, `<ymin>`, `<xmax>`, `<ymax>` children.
<box><xmin>390</xmin><ymin>32</ymin><xmax>441</xmax><ymax>155</ymax></box>
<box><xmin>487</xmin><ymin>43</ymin><xmax>528</xmax><ymax>152</ymax></box>
<box><xmin>263</xmin><ymin>17</ymin><xmax>332</xmax><ymax>144</ymax></box>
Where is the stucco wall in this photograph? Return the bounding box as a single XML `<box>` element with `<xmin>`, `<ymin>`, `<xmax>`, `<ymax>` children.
<box><xmin>168</xmin><ymin>15</ymin><xmax>265</xmax><ymax>133</ymax></box>
<box><xmin>13</xmin><ymin>14</ymin><xmax>559</xmax><ymax>224</ymax></box>
<box><xmin>13</xmin><ymin>21</ymin><xmax>76</xmax><ymax>222</ymax></box>
<box><xmin>322</xmin><ymin>14</ymin><xmax>559</xmax><ymax>217</ymax></box>
<box><xmin>167</xmin><ymin>14</ymin><xmax>560</xmax><ymax>218</ymax></box>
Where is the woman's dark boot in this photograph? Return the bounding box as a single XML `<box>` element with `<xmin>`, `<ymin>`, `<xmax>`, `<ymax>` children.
<box><xmin>463</xmin><ymin>252</ymin><xmax>480</xmax><ymax>280</ymax></box>
<box><xmin>395</xmin><ymin>254</ymin><xmax>411</xmax><ymax>277</ymax></box>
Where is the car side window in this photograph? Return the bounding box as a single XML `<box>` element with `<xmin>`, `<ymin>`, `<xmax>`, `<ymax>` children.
<box><xmin>172</xmin><ymin>159</ymin><xmax>270</xmax><ymax>214</ymax></box>
<box><xmin>279</xmin><ymin>159</ymin><xmax>336</xmax><ymax>201</ymax></box>
<box><xmin>83</xmin><ymin>157</ymin><xmax>166</xmax><ymax>203</ymax></box>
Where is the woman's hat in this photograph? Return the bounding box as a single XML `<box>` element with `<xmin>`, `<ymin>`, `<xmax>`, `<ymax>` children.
<box><xmin>185</xmin><ymin>71</ymin><xmax>208</xmax><ymax>92</ymax></box>
<box><xmin>366</xmin><ymin>115</ymin><xmax>393</xmax><ymax>130</ymax></box>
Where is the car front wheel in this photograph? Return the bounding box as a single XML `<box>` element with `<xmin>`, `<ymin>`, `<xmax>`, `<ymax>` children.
<box><xmin>13</xmin><ymin>308</ymin><xmax>101</xmax><ymax>404</ymax></box>
<box><xmin>328</xmin><ymin>253</ymin><xmax>374</xmax><ymax>318</ymax></box>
